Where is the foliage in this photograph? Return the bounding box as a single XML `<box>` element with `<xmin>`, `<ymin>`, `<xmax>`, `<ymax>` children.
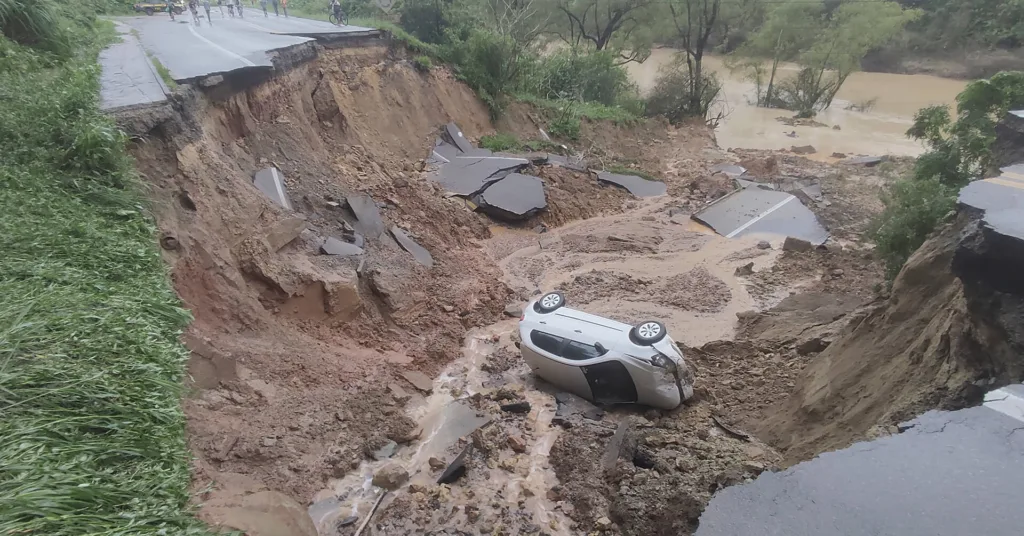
<box><xmin>906</xmin><ymin>71</ymin><xmax>1024</xmax><ymax>188</ymax></box>
<box><xmin>413</xmin><ymin>54</ymin><xmax>433</xmax><ymax>72</ymax></box>
<box><xmin>516</xmin><ymin>93</ymin><xmax>641</xmax><ymax>124</ymax></box>
<box><xmin>643</xmin><ymin>54</ymin><xmax>722</xmax><ymax>125</ymax></box>
<box><xmin>479</xmin><ymin>132</ymin><xmax>558</xmax><ymax>152</ymax></box>
<box><xmin>900</xmin><ymin>0</ymin><xmax>1024</xmax><ymax>50</ymax></box>
<box><xmin>522</xmin><ymin>48</ymin><xmax>633</xmax><ymax>106</ymax></box>
<box><xmin>548</xmin><ymin>113</ymin><xmax>582</xmax><ymax>140</ymax></box>
<box><xmin>872</xmin><ymin>71</ymin><xmax>1024</xmax><ymax>280</ymax></box>
<box><xmin>870</xmin><ymin>176</ymin><xmax>956</xmax><ymax>280</ymax></box>
<box><xmin>0</xmin><ymin>8</ymin><xmax>211</xmax><ymax>536</ymax></box>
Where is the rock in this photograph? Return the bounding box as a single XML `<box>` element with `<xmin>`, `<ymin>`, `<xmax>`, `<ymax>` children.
<box><xmin>831</xmin><ymin>152</ymin><xmax>847</xmax><ymax>159</ymax></box>
<box><xmin>160</xmin><ymin>233</ymin><xmax>179</xmax><ymax>251</ymax></box>
<box><xmin>831</xmin><ymin>268</ymin><xmax>845</xmax><ymax>277</ymax></box>
<box><xmin>372</xmin><ymin>463</ymin><xmax>409</xmax><ymax>490</ymax></box>
<box><xmin>791</xmin><ymin>145</ymin><xmax>817</xmax><ymax>155</ymax></box>
<box><xmin>204</xmin><ymin>490</ymin><xmax>318</xmax><ymax>536</ymax></box>
<box><xmin>734</xmin><ymin>262</ymin><xmax>754</xmax><ymax>276</ymax></box>
<box><xmin>394</xmin><ymin>425</ymin><xmax>422</xmax><ymax>444</ymax></box>
<box><xmin>782</xmin><ymin>236</ymin><xmax>813</xmax><ymax>252</ymax></box>
<box><xmin>846</xmin><ymin>155</ymin><xmax>887</xmax><ymax>167</ymax></box>
<box><xmin>371</xmin><ymin>440</ymin><xmax>398</xmax><ymax>460</ymax></box>
<box><xmin>401</xmin><ymin>370</ymin><xmax>434</xmax><ymax>393</ymax></box>
<box><xmin>465</xmin><ymin>505</ymin><xmax>481</xmax><ymax>523</ymax></box>
<box><xmin>390</xmin><ymin>226</ymin><xmax>434</xmax><ymax>268</ymax></box>
<box><xmin>323</xmin><ymin>270</ymin><xmax>361</xmax><ymax>320</ymax></box>
<box><xmin>596</xmin><ymin>517</ymin><xmax>613</xmax><ymax>529</ymax></box>
<box><xmin>832</xmin><ymin>125</ymin><xmax>842</xmax><ymax>130</ymax></box>
<box><xmin>345</xmin><ymin>194</ymin><xmax>385</xmax><ymax>238</ymax></box>
<box><xmin>320</xmin><ymin>236</ymin><xmax>363</xmax><ymax>256</ymax></box>
<box><xmin>388</xmin><ymin>383</ymin><xmax>411</xmax><ymax>404</ymax></box>
<box><xmin>756</xmin><ymin>240</ymin><xmax>771</xmax><ymax>249</ymax></box>
<box><xmin>533</xmin><ymin>224</ymin><xmax>548</xmax><ymax>234</ymax></box>
<box><xmin>261</xmin><ymin>436</ymin><xmax>277</xmax><ymax>447</ymax></box>
<box><xmin>500</xmin><ymin>401</ymin><xmax>531</xmax><ymax>413</ymax></box>
<box><xmin>264</xmin><ymin>218</ymin><xmax>307</xmax><ymax>252</ymax></box>
<box><xmin>503</xmin><ymin>303</ymin><xmax>522</xmax><ymax>317</ymax></box>
<box><xmin>641</xmin><ymin>215</ymin><xmax>656</xmax><ymax>222</ymax></box>
<box><xmin>428</xmin><ymin>456</ymin><xmax>447</xmax><ymax>470</ymax></box>
<box><xmin>337</xmin><ymin>516</ymin><xmax>358</xmax><ymax>527</ymax></box>
<box><xmin>796</xmin><ymin>337</ymin><xmax>829</xmax><ymax>355</ymax></box>
<box><xmin>507</xmin><ymin>434</ymin><xmax>527</xmax><ymax>453</ymax></box>
<box><xmin>743</xmin><ymin>461</ymin><xmax>766</xmax><ymax>473</ymax></box>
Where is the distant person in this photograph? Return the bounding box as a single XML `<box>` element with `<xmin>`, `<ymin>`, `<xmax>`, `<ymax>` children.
<box><xmin>202</xmin><ymin>0</ymin><xmax>212</xmax><ymax>24</ymax></box>
<box><xmin>188</xmin><ymin>0</ymin><xmax>200</xmax><ymax>24</ymax></box>
<box><xmin>217</xmin><ymin>0</ymin><xmax>224</xmax><ymax>16</ymax></box>
<box><xmin>281</xmin><ymin>0</ymin><xmax>287</xmax><ymax>17</ymax></box>
<box><xmin>259</xmin><ymin>0</ymin><xmax>268</xmax><ymax>17</ymax></box>
<box><xmin>270</xmin><ymin>0</ymin><xmax>279</xmax><ymax>16</ymax></box>
<box><xmin>167</xmin><ymin>1</ymin><xmax>176</xmax><ymax>20</ymax></box>
<box><xmin>227</xmin><ymin>0</ymin><xmax>234</xmax><ymax>16</ymax></box>
<box><xmin>235</xmin><ymin>0</ymin><xmax>243</xmax><ymax>17</ymax></box>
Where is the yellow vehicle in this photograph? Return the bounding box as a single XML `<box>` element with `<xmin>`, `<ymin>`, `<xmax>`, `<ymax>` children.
<box><xmin>133</xmin><ymin>1</ymin><xmax>185</xmax><ymax>15</ymax></box>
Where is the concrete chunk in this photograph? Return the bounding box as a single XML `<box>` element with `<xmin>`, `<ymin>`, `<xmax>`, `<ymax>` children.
<box><xmin>475</xmin><ymin>173</ymin><xmax>547</xmax><ymax>220</ymax></box>
<box><xmin>431</xmin><ymin>155</ymin><xmax>529</xmax><ymax>196</ymax></box>
<box><xmin>264</xmin><ymin>217</ymin><xmax>307</xmax><ymax>251</ymax></box>
<box><xmin>253</xmin><ymin>167</ymin><xmax>293</xmax><ymax>210</ymax></box>
<box><xmin>390</xmin><ymin>226</ymin><xmax>434</xmax><ymax>268</ymax></box>
<box><xmin>712</xmin><ymin>163</ymin><xmax>747</xmax><ymax>177</ymax></box>
<box><xmin>442</xmin><ymin>122</ymin><xmax>475</xmax><ymax>153</ymax></box>
<box><xmin>320</xmin><ymin>237</ymin><xmax>363</xmax><ymax>256</ymax></box>
<box><xmin>345</xmin><ymin>194</ymin><xmax>385</xmax><ymax>238</ymax></box>
<box><xmin>596</xmin><ymin>171</ymin><xmax>668</xmax><ymax>197</ymax></box>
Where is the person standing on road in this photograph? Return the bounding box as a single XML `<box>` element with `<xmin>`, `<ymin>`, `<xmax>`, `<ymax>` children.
<box><xmin>167</xmin><ymin>1</ymin><xmax>176</xmax><ymax>20</ymax></box>
<box><xmin>271</xmin><ymin>0</ymin><xmax>279</xmax><ymax>16</ymax></box>
<box><xmin>188</xmin><ymin>0</ymin><xmax>201</xmax><ymax>25</ymax></box>
<box><xmin>235</xmin><ymin>0</ymin><xmax>243</xmax><ymax>17</ymax></box>
<box><xmin>227</xmin><ymin>0</ymin><xmax>234</xmax><ymax>16</ymax></box>
<box><xmin>217</xmin><ymin>0</ymin><xmax>224</xmax><ymax>16</ymax></box>
<box><xmin>202</xmin><ymin>0</ymin><xmax>212</xmax><ymax>24</ymax></box>
<box><xmin>281</xmin><ymin>0</ymin><xmax>288</xmax><ymax>17</ymax></box>
<box><xmin>259</xmin><ymin>0</ymin><xmax>268</xmax><ymax>17</ymax></box>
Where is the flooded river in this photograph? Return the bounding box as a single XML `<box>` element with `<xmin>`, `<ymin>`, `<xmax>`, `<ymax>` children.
<box><xmin>626</xmin><ymin>49</ymin><xmax>968</xmax><ymax>157</ymax></box>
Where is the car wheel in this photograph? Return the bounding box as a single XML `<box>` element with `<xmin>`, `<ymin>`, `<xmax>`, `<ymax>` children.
<box><xmin>535</xmin><ymin>292</ymin><xmax>565</xmax><ymax>313</ymax></box>
<box><xmin>632</xmin><ymin>320</ymin><xmax>666</xmax><ymax>345</ymax></box>
<box><xmin>145</xmin><ymin>7</ymin><xmax>154</xmax><ymax>14</ymax></box>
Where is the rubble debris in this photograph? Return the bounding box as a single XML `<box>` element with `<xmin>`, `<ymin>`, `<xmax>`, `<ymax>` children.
<box><xmin>734</xmin><ymin>262</ymin><xmax>754</xmax><ymax>276</ymax></box>
<box><xmin>791</xmin><ymin>145</ymin><xmax>817</xmax><ymax>155</ymax></box>
<box><xmin>253</xmin><ymin>167</ymin><xmax>294</xmax><ymax>210</ymax></box>
<box><xmin>601</xmin><ymin>419</ymin><xmax>631</xmax><ymax>472</ymax></box>
<box><xmin>553</xmin><ymin>392</ymin><xmax>604</xmax><ymax>427</ymax></box>
<box><xmin>320</xmin><ymin>236</ymin><xmax>364</xmax><ymax>256</ymax></box>
<box><xmin>507</xmin><ymin>434</ymin><xmax>527</xmax><ymax>453</ymax></box>
<box><xmin>503</xmin><ymin>303</ymin><xmax>523</xmax><ymax>317</ymax></box>
<box><xmin>596</xmin><ymin>170</ymin><xmax>668</xmax><ymax>198</ymax></box>
<box><xmin>782</xmin><ymin>236</ymin><xmax>813</xmax><ymax>252</ymax></box>
<box><xmin>845</xmin><ymin>155</ymin><xmax>887</xmax><ymax>167</ymax></box>
<box><xmin>711</xmin><ymin>163</ymin><xmax>747</xmax><ymax>178</ymax></box>
<box><xmin>428</xmin><ymin>456</ymin><xmax>446</xmax><ymax>470</ymax></box>
<box><xmin>372</xmin><ymin>463</ymin><xmax>409</xmax><ymax>490</ymax></box>
<box><xmin>371</xmin><ymin>441</ymin><xmax>398</xmax><ymax>460</ymax></box>
<box><xmin>345</xmin><ymin>194</ymin><xmax>386</xmax><ymax>238</ymax></box>
<box><xmin>390</xmin><ymin>226</ymin><xmax>434</xmax><ymax>268</ymax></box>
<box><xmin>437</xmin><ymin>444</ymin><xmax>473</xmax><ymax>484</ymax></box>
<box><xmin>500</xmin><ymin>401</ymin><xmax>531</xmax><ymax>413</ymax></box>
<box><xmin>796</xmin><ymin>337</ymin><xmax>829</xmax><ymax>355</ymax></box>
<box><xmin>433</xmin><ymin>155</ymin><xmax>530</xmax><ymax>196</ymax></box>
<box><xmin>757</xmin><ymin>240</ymin><xmax>772</xmax><ymax>249</ymax></box>
<box><xmin>546</xmin><ymin>153</ymin><xmax>588</xmax><ymax>172</ymax></box>
<box><xmin>831</xmin><ymin>152</ymin><xmax>847</xmax><ymax>159</ymax></box>
<box><xmin>264</xmin><ymin>217</ymin><xmax>307</xmax><ymax>252</ymax></box>
<box><xmin>711</xmin><ymin>415</ymin><xmax>751</xmax><ymax>441</ymax></box>
<box><xmin>401</xmin><ymin>370</ymin><xmax>434</xmax><ymax>393</ymax></box>
<box><xmin>338</xmin><ymin>516</ymin><xmax>358</xmax><ymax>527</ymax></box>
<box><xmin>692</xmin><ymin>188</ymin><xmax>829</xmax><ymax>245</ymax></box>
<box><xmin>473</xmin><ymin>173</ymin><xmax>547</xmax><ymax>220</ymax></box>
<box><xmin>442</xmin><ymin>122</ymin><xmax>474</xmax><ymax>153</ymax></box>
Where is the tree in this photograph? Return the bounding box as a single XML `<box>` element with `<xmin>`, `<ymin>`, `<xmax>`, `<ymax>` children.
<box><xmin>666</xmin><ymin>0</ymin><xmax>722</xmax><ymax>118</ymax></box>
<box><xmin>551</xmin><ymin>0</ymin><xmax>661</xmax><ymax>63</ymax></box>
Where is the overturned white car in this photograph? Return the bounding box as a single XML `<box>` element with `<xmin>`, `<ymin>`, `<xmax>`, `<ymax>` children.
<box><xmin>517</xmin><ymin>292</ymin><xmax>694</xmax><ymax>410</ymax></box>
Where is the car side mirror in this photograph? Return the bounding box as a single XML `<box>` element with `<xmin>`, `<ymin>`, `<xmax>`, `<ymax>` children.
<box><xmin>594</xmin><ymin>342</ymin><xmax>606</xmax><ymax>354</ymax></box>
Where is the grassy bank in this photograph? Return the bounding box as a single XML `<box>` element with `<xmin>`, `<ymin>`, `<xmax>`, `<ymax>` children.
<box><xmin>0</xmin><ymin>6</ymin><xmax>207</xmax><ymax>536</ymax></box>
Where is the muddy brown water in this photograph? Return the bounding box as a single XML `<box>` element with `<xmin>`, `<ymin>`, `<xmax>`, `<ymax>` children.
<box><xmin>626</xmin><ymin>50</ymin><xmax>968</xmax><ymax>158</ymax></box>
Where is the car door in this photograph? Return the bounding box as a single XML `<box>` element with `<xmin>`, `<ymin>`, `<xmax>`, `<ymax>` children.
<box><xmin>524</xmin><ymin>331</ymin><xmax>593</xmax><ymax>400</ymax></box>
<box><xmin>562</xmin><ymin>341</ymin><xmax>638</xmax><ymax>404</ymax></box>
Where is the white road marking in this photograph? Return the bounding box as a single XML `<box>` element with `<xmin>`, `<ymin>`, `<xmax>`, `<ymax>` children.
<box><xmin>984</xmin><ymin>387</ymin><xmax>1024</xmax><ymax>423</ymax></box>
<box><xmin>188</xmin><ymin>22</ymin><xmax>256</xmax><ymax>67</ymax></box>
<box><xmin>726</xmin><ymin>195</ymin><xmax>796</xmax><ymax>238</ymax></box>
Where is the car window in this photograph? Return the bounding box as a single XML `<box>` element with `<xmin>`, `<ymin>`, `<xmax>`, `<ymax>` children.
<box><xmin>530</xmin><ymin>331</ymin><xmax>564</xmax><ymax>355</ymax></box>
<box><xmin>561</xmin><ymin>341</ymin><xmax>606</xmax><ymax>361</ymax></box>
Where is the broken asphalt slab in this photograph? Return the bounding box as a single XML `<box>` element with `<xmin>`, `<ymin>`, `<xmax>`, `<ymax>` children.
<box><xmin>474</xmin><ymin>173</ymin><xmax>547</xmax><ymax>221</ymax></box>
<box><xmin>696</xmin><ymin>385</ymin><xmax>1024</xmax><ymax>536</ymax></box>
<box><xmin>320</xmin><ymin>237</ymin><xmax>364</xmax><ymax>256</ymax></box>
<box><xmin>958</xmin><ymin>163</ymin><xmax>1024</xmax><ymax>241</ymax></box>
<box><xmin>345</xmin><ymin>194</ymin><xmax>386</xmax><ymax>239</ymax></box>
<box><xmin>253</xmin><ymin>167</ymin><xmax>293</xmax><ymax>210</ymax></box>
<box><xmin>711</xmin><ymin>163</ymin><xmax>748</xmax><ymax>178</ymax></box>
<box><xmin>845</xmin><ymin>155</ymin><xmax>888</xmax><ymax>167</ymax></box>
<box><xmin>431</xmin><ymin>155</ymin><xmax>530</xmax><ymax>196</ymax></box>
<box><xmin>390</xmin><ymin>227</ymin><xmax>434</xmax><ymax>268</ymax></box>
<box><xmin>692</xmin><ymin>187</ymin><xmax>829</xmax><ymax>245</ymax></box>
<box><xmin>596</xmin><ymin>171</ymin><xmax>668</xmax><ymax>198</ymax></box>
<box><xmin>442</xmin><ymin>122</ymin><xmax>474</xmax><ymax>154</ymax></box>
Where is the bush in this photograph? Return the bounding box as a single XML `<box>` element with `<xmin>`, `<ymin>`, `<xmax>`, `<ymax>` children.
<box><xmin>413</xmin><ymin>54</ymin><xmax>432</xmax><ymax>72</ymax></box>
<box><xmin>0</xmin><ymin>0</ymin><xmax>71</xmax><ymax>57</ymax></box>
<box><xmin>643</xmin><ymin>57</ymin><xmax>721</xmax><ymax>125</ymax></box>
<box><xmin>870</xmin><ymin>176</ymin><xmax>957</xmax><ymax>280</ymax></box>
<box><xmin>439</xmin><ymin>29</ymin><xmax>526</xmax><ymax>115</ymax></box>
<box><xmin>524</xmin><ymin>50</ymin><xmax>633</xmax><ymax>106</ymax></box>
<box><xmin>548</xmin><ymin>114</ymin><xmax>581</xmax><ymax>141</ymax></box>
<box><xmin>479</xmin><ymin>132</ymin><xmax>520</xmax><ymax>151</ymax></box>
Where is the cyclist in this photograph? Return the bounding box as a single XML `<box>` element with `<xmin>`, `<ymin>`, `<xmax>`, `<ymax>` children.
<box><xmin>330</xmin><ymin>0</ymin><xmax>343</xmax><ymax>25</ymax></box>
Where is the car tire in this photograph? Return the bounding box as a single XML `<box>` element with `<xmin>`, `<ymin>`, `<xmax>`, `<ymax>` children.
<box><xmin>631</xmin><ymin>320</ymin><xmax>666</xmax><ymax>345</ymax></box>
<box><xmin>145</xmin><ymin>7</ymin><xmax>154</xmax><ymax>14</ymax></box>
<box><xmin>535</xmin><ymin>292</ymin><xmax>565</xmax><ymax>313</ymax></box>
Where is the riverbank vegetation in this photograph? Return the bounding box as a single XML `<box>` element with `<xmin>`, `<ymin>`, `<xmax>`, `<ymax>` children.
<box><xmin>871</xmin><ymin>71</ymin><xmax>1024</xmax><ymax>279</ymax></box>
<box><xmin>0</xmin><ymin>1</ymin><xmax>209</xmax><ymax>534</ymax></box>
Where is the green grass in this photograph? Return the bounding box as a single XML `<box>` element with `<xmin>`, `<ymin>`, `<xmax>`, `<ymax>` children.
<box><xmin>479</xmin><ymin>132</ymin><xmax>558</xmax><ymax>153</ymax></box>
<box><xmin>0</xmin><ymin>12</ymin><xmax>210</xmax><ymax>536</ymax></box>
<box><xmin>515</xmin><ymin>93</ymin><xmax>641</xmax><ymax>125</ymax></box>
<box><xmin>149</xmin><ymin>53</ymin><xmax>178</xmax><ymax>89</ymax></box>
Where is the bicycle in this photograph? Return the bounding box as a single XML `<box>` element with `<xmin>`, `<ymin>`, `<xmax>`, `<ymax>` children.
<box><xmin>328</xmin><ymin>7</ymin><xmax>347</xmax><ymax>26</ymax></box>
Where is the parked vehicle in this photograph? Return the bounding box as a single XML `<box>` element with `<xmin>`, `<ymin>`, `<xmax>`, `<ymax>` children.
<box><xmin>134</xmin><ymin>1</ymin><xmax>185</xmax><ymax>15</ymax></box>
<box><xmin>518</xmin><ymin>292</ymin><xmax>694</xmax><ymax>410</ymax></box>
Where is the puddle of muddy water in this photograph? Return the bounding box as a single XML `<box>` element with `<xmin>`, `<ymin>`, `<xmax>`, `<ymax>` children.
<box><xmin>308</xmin><ymin>323</ymin><xmax>573</xmax><ymax>535</ymax></box>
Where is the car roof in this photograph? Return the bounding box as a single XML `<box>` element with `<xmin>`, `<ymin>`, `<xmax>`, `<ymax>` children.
<box><xmin>521</xmin><ymin>305</ymin><xmax>661</xmax><ymax>355</ymax></box>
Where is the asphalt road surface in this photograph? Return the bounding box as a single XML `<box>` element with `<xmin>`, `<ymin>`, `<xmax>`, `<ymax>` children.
<box><xmin>119</xmin><ymin>11</ymin><xmax>375</xmax><ymax>83</ymax></box>
<box><xmin>696</xmin><ymin>384</ymin><xmax>1024</xmax><ymax>536</ymax></box>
